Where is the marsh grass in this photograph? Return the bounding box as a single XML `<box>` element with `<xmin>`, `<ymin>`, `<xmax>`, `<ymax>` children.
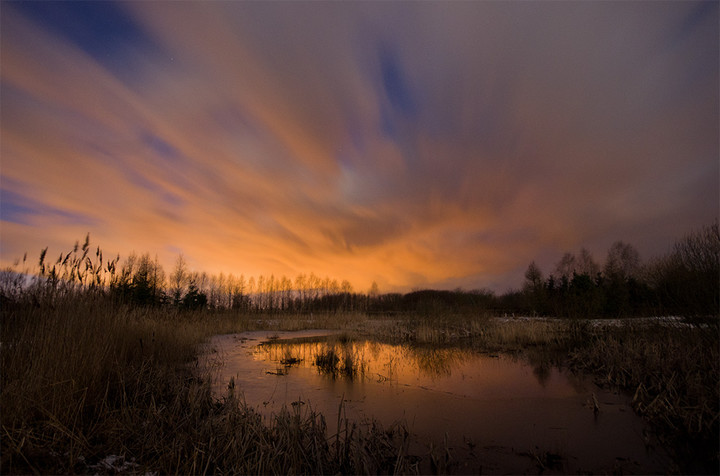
<box><xmin>246</xmin><ymin>311</ymin><xmax>368</xmax><ymax>332</ymax></box>
<box><xmin>4</xmin><ymin>238</ymin><xmax>716</xmax><ymax>473</ymax></box>
<box><xmin>3</xmin><ymin>285</ymin><xmax>717</xmax><ymax>474</ymax></box>
<box><xmin>314</xmin><ymin>342</ymin><xmax>365</xmax><ymax>380</ymax></box>
<box><xmin>315</xmin><ymin>348</ymin><xmax>341</xmax><ymax>373</ymax></box>
<box><xmin>0</xmin><ymin>297</ymin><xmax>412</xmax><ymax>474</ymax></box>
<box><xmin>373</xmin><ymin>312</ymin><xmax>719</xmax><ymax>473</ymax></box>
<box><xmin>1</xmin><ymin>297</ymin><xmax>198</xmax><ymax>473</ymax></box>
<box><xmin>568</xmin><ymin>322</ymin><xmax>719</xmax><ymax>473</ymax></box>
<box><xmin>367</xmin><ymin>313</ymin><xmax>569</xmax><ymax>351</ymax></box>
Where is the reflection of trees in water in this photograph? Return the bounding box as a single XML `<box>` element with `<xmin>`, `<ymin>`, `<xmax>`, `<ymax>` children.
<box><xmin>521</xmin><ymin>347</ymin><xmax>587</xmax><ymax>392</ymax></box>
<box><xmin>260</xmin><ymin>339</ymin><xmax>483</xmax><ymax>381</ymax></box>
<box><xmin>366</xmin><ymin>341</ymin><xmax>383</xmax><ymax>361</ymax></box>
<box><xmin>521</xmin><ymin>348</ymin><xmax>558</xmax><ymax>388</ymax></box>
<box><xmin>532</xmin><ymin>362</ymin><xmax>551</xmax><ymax>387</ymax></box>
<box><xmin>407</xmin><ymin>347</ymin><xmax>469</xmax><ymax>378</ymax></box>
<box><xmin>310</xmin><ymin>342</ymin><xmax>367</xmax><ymax>380</ymax></box>
<box><xmin>260</xmin><ymin>341</ymin><xmax>322</xmax><ymax>363</ymax></box>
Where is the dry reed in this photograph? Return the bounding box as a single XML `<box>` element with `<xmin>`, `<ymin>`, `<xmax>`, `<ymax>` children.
<box><xmin>0</xmin><ymin>296</ymin><xmax>412</xmax><ymax>474</ymax></box>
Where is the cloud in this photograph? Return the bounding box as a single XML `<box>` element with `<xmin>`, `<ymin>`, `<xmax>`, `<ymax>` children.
<box><xmin>1</xmin><ymin>1</ymin><xmax>717</xmax><ymax>292</ymax></box>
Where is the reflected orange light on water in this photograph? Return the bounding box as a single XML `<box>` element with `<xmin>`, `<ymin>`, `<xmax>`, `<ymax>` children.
<box><xmin>203</xmin><ymin>332</ymin><xmax>669</xmax><ymax>473</ymax></box>
<box><xmin>257</xmin><ymin>339</ymin><xmax>580</xmax><ymax>400</ymax></box>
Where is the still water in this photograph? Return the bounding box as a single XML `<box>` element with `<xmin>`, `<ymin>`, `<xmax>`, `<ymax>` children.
<box><xmin>202</xmin><ymin>330</ymin><xmax>669</xmax><ymax>474</ymax></box>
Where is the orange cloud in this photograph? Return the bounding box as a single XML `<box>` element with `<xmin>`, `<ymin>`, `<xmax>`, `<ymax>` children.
<box><xmin>1</xmin><ymin>2</ymin><xmax>717</xmax><ymax>292</ymax></box>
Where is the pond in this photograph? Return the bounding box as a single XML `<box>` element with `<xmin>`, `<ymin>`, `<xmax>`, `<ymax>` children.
<box><xmin>202</xmin><ymin>330</ymin><xmax>670</xmax><ymax>474</ymax></box>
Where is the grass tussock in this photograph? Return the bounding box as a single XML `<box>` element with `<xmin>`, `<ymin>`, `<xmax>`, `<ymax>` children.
<box><xmin>0</xmin><ymin>297</ymin><xmax>412</xmax><ymax>474</ymax></box>
<box><xmin>314</xmin><ymin>342</ymin><xmax>365</xmax><ymax>380</ymax></box>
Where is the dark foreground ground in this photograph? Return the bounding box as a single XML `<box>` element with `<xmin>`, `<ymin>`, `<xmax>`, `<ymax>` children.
<box><xmin>2</xmin><ymin>300</ymin><xmax>718</xmax><ymax>474</ymax></box>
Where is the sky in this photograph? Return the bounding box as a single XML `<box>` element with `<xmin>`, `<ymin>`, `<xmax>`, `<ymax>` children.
<box><xmin>1</xmin><ymin>1</ymin><xmax>718</xmax><ymax>293</ymax></box>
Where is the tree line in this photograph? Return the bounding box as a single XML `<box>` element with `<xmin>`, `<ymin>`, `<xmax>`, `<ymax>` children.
<box><xmin>1</xmin><ymin>222</ymin><xmax>717</xmax><ymax>318</ymax></box>
<box><xmin>513</xmin><ymin>223</ymin><xmax>719</xmax><ymax>318</ymax></box>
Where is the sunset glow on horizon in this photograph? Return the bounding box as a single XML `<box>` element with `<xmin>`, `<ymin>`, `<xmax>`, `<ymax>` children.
<box><xmin>1</xmin><ymin>1</ymin><xmax>718</xmax><ymax>293</ymax></box>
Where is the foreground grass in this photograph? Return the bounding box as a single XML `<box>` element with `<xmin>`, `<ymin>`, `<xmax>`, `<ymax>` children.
<box><xmin>0</xmin><ymin>298</ymin><xmax>414</xmax><ymax>474</ymax></box>
<box><xmin>3</xmin><ymin>297</ymin><xmax>718</xmax><ymax>474</ymax></box>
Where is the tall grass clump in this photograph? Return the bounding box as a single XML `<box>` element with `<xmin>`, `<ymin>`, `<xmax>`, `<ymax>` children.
<box><xmin>0</xmin><ymin>295</ymin><xmax>202</xmax><ymax>473</ymax></box>
<box><xmin>314</xmin><ymin>342</ymin><xmax>365</xmax><ymax>380</ymax></box>
<box><xmin>315</xmin><ymin>347</ymin><xmax>341</xmax><ymax>374</ymax></box>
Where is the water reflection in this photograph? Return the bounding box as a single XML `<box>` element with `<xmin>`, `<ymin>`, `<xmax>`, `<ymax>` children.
<box><xmin>257</xmin><ymin>338</ymin><xmax>474</xmax><ymax>383</ymax></box>
<box><xmin>532</xmin><ymin>361</ymin><xmax>552</xmax><ymax>387</ymax></box>
<box><xmin>412</xmin><ymin>347</ymin><xmax>465</xmax><ymax>378</ymax></box>
<box><xmin>203</xmin><ymin>331</ymin><xmax>669</xmax><ymax>474</ymax></box>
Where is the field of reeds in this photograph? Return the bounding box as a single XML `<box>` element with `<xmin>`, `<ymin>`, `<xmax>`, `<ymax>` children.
<box><xmin>3</xmin><ymin>294</ymin><xmax>717</xmax><ymax>474</ymax></box>
<box><xmin>568</xmin><ymin>321</ymin><xmax>719</xmax><ymax>473</ymax></box>
<box><xmin>358</xmin><ymin>312</ymin><xmax>719</xmax><ymax>473</ymax></box>
<box><xmin>1</xmin><ymin>239</ymin><xmax>717</xmax><ymax>474</ymax></box>
<box><xmin>1</xmin><ymin>296</ymin><xmax>419</xmax><ymax>474</ymax></box>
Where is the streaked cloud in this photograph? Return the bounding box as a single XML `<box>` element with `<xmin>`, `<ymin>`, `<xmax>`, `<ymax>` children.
<box><xmin>1</xmin><ymin>1</ymin><xmax>717</xmax><ymax>291</ymax></box>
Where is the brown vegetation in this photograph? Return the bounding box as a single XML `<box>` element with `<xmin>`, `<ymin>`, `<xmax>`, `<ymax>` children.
<box><xmin>2</xmin><ymin>291</ymin><xmax>718</xmax><ymax>474</ymax></box>
<box><xmin>2</xmin><ymin>225</ymin><xmax>717</xmax><ymax>474</ymax></box>
<box><xmin>362</xmin><ymin>312</ymin><xmax>719</xmax><ymax>473</ymax></box>
<box><xmin>568</xmin><ymin>322</ymin><xmax>719</xmax><ymax>473</ymax></box>
<box><xmin>0</xmin><ymin>298</ymin><xmax>414</xmax><ymax>474</ymax></box>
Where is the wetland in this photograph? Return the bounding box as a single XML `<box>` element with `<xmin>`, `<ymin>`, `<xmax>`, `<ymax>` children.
<box><xmin>203</xmin><ymin>329</ymin><xmax>672</xmax><ymax>474</ymax></box>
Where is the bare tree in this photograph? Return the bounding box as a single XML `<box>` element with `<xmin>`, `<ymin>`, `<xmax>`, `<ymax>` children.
<box><xmin>650</xmin><ymin>222</ymin><xmax>720</xmax><ymax>316</ymax></box>
<box><xmin>524</xmin><ymin>261</ymin><xmax>544</xmax><ymax>290</ymax></box>
<box><xmin>554</xmin><ymin>252</ymin><xmax>576</xmax><ymax>279</ymax></box>
<box><xmin>369</xmin><ymin>281</ymin><xmax>379</xmax><ymax>297</ymax></box>
<box><xmin>577</xmin><ymin>248</ymin><xmax>599</xmax><ymax>277</ymax></box>
<box><xmin>554</xmin><ymin>248</ymin><xmax>598</xmax><ymax>279</ymax></box>
<box><xmin>170</xmin><ymin>254</ymin><xmax>188</xmax><ymax>305</ymax></box>
<box><xmin>604</xmin><ymin>241</ymin><xmax>641</xmax><ymax>279</ymax></box>
<box><xmin>523</xmin><ymin>261</ymin><xmax>546</xmax><ymax>316</ymax></box>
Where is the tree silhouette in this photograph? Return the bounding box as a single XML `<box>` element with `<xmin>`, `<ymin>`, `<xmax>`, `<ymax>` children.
<box><xmin>648</xmin><ymin>222</ymin><xmax>719</xmax><ymax>316</ymax></box>
<box><xmin>182</xmin><ymin>274</ymin><xmax>207</xmax><ymax>310</ymax></box>
<box><xmin>523</xmin><ymin>261</ymin><xmax>546</xmax><ymax>315</ymax></box>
